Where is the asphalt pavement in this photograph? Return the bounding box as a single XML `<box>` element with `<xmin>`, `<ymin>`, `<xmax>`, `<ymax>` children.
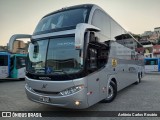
<box><xmin>0</xmin><ymin>74</ymin><xmax>160</xmax><ymax>120</ymax></box>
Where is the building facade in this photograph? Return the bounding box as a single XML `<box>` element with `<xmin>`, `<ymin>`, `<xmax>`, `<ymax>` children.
<box><xmin>12</xmin><ymin>40</ymin><xmax>28</xmax><ymax>54</ymax></box>
<box><xmin>153</xmin><ymin>45</ymin><xmax>160</xmax><ymax>58</ymax></box>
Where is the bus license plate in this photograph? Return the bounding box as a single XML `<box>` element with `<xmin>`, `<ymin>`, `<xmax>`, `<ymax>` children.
<box><xmin>40</xmin><ymin>96</ymin><xmax>50</xmax><ymax>102</ymax></box>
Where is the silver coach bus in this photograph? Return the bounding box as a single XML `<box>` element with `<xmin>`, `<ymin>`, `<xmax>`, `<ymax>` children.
<box><xmin>25</xmin><ymin>4</ymin><xmax>144</xmax><ymax>109</ymax></box>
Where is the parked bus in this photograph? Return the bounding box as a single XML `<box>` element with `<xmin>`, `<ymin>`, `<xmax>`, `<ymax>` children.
<box><xmin>10</xmin><ymin>54</ymin><xmax>27</xmax><ymax>79</ymax></box>
<box><xmin>144</xmin><ymin>58</ymin><xmax>160</xmax><ymax>72</ymax></box>
<box><xmin>0</xmin><ymin>52</ymin><xmax>10</xmax><ymax>79</ymax></box>
<box><xmin>25</xmin><ymin>4</ymin><xmax>144</xmax><ymax>109</ymax></box>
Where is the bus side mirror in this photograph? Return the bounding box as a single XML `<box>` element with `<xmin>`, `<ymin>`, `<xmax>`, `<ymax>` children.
<box><xmin>75</xmin><ymin>23</ymin><xmax>100</xmax><ymax>50</ymax></box>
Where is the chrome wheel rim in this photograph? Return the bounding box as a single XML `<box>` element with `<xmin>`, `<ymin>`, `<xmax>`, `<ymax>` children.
<box><xmin>107</xmin><ymin>85</ymin><xmax>114</xmax><ymax>99</ymax></box>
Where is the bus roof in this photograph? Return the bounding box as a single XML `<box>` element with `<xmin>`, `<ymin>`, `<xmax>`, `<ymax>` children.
<box><xmin>43</xmin><ymin>4</ymin><xmax>93</xmax><ymax>18</ymax></box>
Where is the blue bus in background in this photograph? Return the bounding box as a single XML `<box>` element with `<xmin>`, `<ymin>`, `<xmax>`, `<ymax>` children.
<box><xmin>144</xmin><ymin>58</ymin><xmax>160</xmax><ymax>72</ymax></box>
<box><xmin>10</xmin><ymin>54</ymin><xmax>27</xmax><ymax>79</ymax></box>
<box><xmin>0</xmin><ymin>52</ymin><xmax>10</xmax><ymax>79</ymax></box>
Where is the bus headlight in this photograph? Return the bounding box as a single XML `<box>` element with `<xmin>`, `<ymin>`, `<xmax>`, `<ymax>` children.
<box><xmin>25</xmin><ymin>84</ymin><xmax>33</xmax><ymax>91</ymax></box>
<box><xmin>60</xmin><ymin>85</ymin><xmax>84</xmax><ymax>96</ymax></box>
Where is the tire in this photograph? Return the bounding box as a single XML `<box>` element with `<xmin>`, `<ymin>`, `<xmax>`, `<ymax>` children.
<box><xmin>139</xmin><ymin>73</ymin><xmax>141</xmax><ymax>83</ymax></box>
<box><xmin>101</xmin><ymin>81</ymin><xmax>117</xmax><ymax>103</ymax></box>
<box><xmin>135</xmin><ymin>73</ymin><xmax>141</xmax><ymax>85</ymax></box>
<box><xmin>141</xmin><ymin>72</ymin><xmax>143</xmax><ymax>78</ymax></box>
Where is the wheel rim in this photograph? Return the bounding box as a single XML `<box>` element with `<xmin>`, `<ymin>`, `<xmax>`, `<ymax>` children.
<box><xmin>107</xmin><ymin>85</ymin><xmax>114</xmax><ymax>99</ymax></box>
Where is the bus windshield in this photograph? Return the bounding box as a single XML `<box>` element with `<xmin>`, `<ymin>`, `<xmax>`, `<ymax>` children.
<box><xmin>27</xmin><ymin>37</ymin><xmax>83</xmax><ymax>75</ymax></box>
<box><xmin>34</xmin><ymin>8</ymin><xmax>88</xmax><ymax>34</ymax></box>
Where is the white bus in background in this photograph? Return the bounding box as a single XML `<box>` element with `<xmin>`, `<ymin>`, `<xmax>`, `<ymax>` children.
<box><xmin>24</xmin><ymin>4</ymin><xmax>144</xmax><ymax>109</ymax></box>
<box><xmin>144</xmin><ymin>58</ymin><xmax>160</xmax><ymax>72</ymax></box>
<box><xmin>0</xmin><ymin>52</ymin><xmax>10</xmax><ymax>79</ymax></box>
<box><xmin>10</xmin><ymin>53</ymin><xmax>27</xmax><ymax>79</ymax></box>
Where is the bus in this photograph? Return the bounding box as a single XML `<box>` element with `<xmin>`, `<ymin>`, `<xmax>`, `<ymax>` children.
<box><xmin>144</xmin><ymin>58</ymin><xmax>160</xmax><ymax>72</ymax></box>
<box><xmin>0</xmin><ymin>52</ymin><xmax>10</xmax><ymax>79</ymax></box>
<box><xmin>10</xmin><ymin>54</ymin><xmax>27</xmax><ymax>79</ymax></box>
<box><xmin>25</xmin><ymin>4</ymin><xmax>144</xmax><ymax>109</ymax></box>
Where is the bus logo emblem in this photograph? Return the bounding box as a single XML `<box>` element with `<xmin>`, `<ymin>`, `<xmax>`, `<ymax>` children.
<box><xmin>42</xmin><ymin>84</ymin><xmax>47</xmax><ymax>89</ymax></box>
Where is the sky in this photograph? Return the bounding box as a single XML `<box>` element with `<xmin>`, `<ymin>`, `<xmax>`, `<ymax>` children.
<box><xmin>0</xmin><ymin>0</ymin><xmax>160</xmax><ymax>46</ymax></box>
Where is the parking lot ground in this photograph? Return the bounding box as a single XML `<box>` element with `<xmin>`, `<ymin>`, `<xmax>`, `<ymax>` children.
<box><xmin>0</xmin><ymin>74</ymin><xmax>160</xmax><ymax>120</ymax></box>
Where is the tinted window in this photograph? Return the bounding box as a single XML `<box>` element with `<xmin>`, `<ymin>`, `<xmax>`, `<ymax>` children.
<box><xmin>0</xmin><ymin>55</ymin><xmax>8</xmax><ymax>66</ymax></box>
<box><xmin>145</xmin><ymin>59</ymin><xmax>158</xmax><ymax>65</ymax></box>
<box><xmin>16</xmin><ymin>56</ymin><xmax>26</xmax><ymax>69</ymax></box>
<box><xmin>34</xmin><ymin>8</ymin><xmax>88</xmax><ymax>34</ymax></box>
<box><xmin>46</xmin><ymin>37</ymin><xmax>83</xmax><ymax>75</ymax></box>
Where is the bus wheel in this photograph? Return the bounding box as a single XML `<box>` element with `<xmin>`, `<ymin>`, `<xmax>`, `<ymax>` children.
<box><xmin>101</xmin><ymin>81</ymin><xmax>117</xmax><ymax>103</ymax></box>
<box><xmin>135</xmin><ymin>73</ymin><xmax>141</xmax><ymax>85</ymax></box>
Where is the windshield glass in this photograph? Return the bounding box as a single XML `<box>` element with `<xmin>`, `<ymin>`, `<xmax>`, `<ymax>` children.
<box><xmin>34</xmin><ymin>8</ymin><xmax>88</xmax><ymax>34</ymax></box>
<box><xmin>46</xmin><ymin>37</ymin><xmax>82</xmax><ymax>75</ymax></box>
<box><xmin>27</xmin><ymin>37</ymin><xmax>83</xmax><ymax>75</ymax></box>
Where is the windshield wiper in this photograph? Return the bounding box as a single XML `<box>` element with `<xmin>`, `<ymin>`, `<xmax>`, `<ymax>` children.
<box><xmin>54</xmin><ymin>69</ymin><xmax>73</xmax><ymax>79</ymax></box>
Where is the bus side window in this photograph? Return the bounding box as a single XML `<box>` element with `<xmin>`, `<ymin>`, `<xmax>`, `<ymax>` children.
<box><xmin>0</xmin><ymin>55</ymin><xmax>8</xmax><ymax>66</ymax></box>
<box><xmin>87</xmin><ymin>48</ymin><xmax>98</xmax><ymax>71</ymax></box>
<box><xmin>98</xmin><ymin>49</ymin><xmax>108</xmax><ymax>67</ymax></box>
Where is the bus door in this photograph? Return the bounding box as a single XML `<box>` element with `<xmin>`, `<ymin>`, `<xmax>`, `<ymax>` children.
<box><xmin>86</xmin><ymin>31</ymin><xmax>110</xmax><ymax>105</ymax></box>
<box><xmin>0</xmin><ymin>54</ymin><xmax>9</xmax><ymax>78</ymax></box>
<box><xmin>85</xmin><ymin>32</ymin><xmax>100</xmax><ymax>106</ymax></box>
<box><xmin>16</xmin><ymin>56</ymin><xmax>26</xmax><ymax>78</ymax></box>
<box><xmin>10</xmin><ymin>55</ymin><xmax>16</xmax><ymax>78</ymax></box>
<box><xmin>87</xmin><ymin>46</ymin><xmax>100</xmax><ymax>106</ymax></box>
<box><xmin>10</xmin><ymin>55</ymin><xmax>26</xmax><ymax>78</ymax></box>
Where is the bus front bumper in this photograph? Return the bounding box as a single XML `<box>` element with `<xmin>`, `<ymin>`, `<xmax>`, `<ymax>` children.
<box><xmin>25</xmin><ymin>84</ymin><xmax>89</xmax><ymax>109</ymax></box>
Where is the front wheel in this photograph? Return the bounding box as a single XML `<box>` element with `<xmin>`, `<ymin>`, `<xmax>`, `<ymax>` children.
<box><xmin>101</xmin><ymin>81</ymin><xmax>117</xmax><ymax>103</ymax></box>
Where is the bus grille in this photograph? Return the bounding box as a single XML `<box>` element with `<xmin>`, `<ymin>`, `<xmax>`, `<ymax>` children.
<box><xmin>33</xmin><ymin>89</ymin><xmax>60</xmax><ymax>95</ymax></box>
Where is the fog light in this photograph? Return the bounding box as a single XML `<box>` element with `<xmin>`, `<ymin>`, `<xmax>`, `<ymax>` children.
<box><xmin>75</xmin><ymin>101</ymin><xmax>80</xmax><ymax>106</ymax></box>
